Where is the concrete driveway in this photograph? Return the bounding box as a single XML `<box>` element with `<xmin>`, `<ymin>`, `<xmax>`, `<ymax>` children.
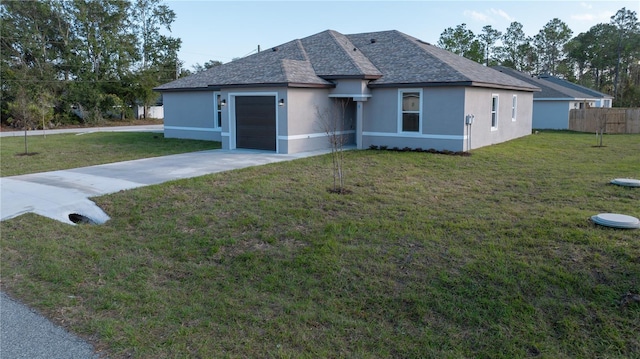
<box><xmin>1</xmin><ymin>148</ymin><xmax>328</xmax><ymax>225</ymax></box>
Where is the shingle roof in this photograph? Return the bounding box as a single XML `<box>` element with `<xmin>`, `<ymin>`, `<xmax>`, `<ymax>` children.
<box><xmin>538</xmin><ymin>75</ymin><xmax>612</xmax><ymax>99</ymax></box>
<box><xmin>155</xmin><ymin>30</ymin><xmax>538</xmax><ymax>92</ymax></box>
<box><xmin>492</xmin><ymin>66</ymin><xmax>611</xmax><ymax>100</ymax></box>
<box><xmin>346</xmin><ymin>31</ymin><xmax>537</xmax><ymax>90</ymax></box>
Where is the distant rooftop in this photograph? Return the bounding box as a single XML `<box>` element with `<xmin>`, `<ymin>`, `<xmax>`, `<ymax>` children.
<box><xmin>492</xmin><ymin>66</ymin><xmax>612</xmax><ymax>100</ymax></box>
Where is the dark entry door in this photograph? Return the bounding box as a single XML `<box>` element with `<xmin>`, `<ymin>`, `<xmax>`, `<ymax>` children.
<box><xmin>235</xmin><ymin>96</ymin><xmax>276</xmax><ymax>151</ymax></box>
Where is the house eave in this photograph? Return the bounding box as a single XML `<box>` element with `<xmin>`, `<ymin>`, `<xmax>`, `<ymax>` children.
<box><xmin>534</xmin><ymin>97</ymin><xmax>596</xmax><ymax>101</ymax></box>
<box><xmin>368</xmin><ymin>81</ymin><xmax>474</xmax><ymax>88</ymax></box>
<box><xmin>154</xmin><ymin>86</ymin><xmax>210</xmax><ymax>93</ymax></box>
<box><xmin>320</xmin><ymin>74</ymin><xmax>383</xmax><ymax>80</ymax></box>
<box><xmin>469</xmin><ymin>81</ymin><xmax>540</xmax><ymax>92</ymax></box>
<box><xmin>368</xmin><ymin>81</ymin><xmax>538</xmax><ymax>92</ymax></box>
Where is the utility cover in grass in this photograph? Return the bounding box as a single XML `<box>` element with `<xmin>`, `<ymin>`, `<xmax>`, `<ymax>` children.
<box><xmin>610</xmin><ymin>178</ymin><xmax>640</xmax><ymax>187</ymax></box>
<box><xmin>591</xmin><ymin>213</ymin><xmax>640</xmax><ymax>229</ymax></box>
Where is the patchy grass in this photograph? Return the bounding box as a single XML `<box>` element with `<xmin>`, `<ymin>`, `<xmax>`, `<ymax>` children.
<box><xmin>1</xmin><ymin>131</ymin><xmax>639</xmax><ymax>358</ymax></box>
<box><xmin>1</xmin><ymin>132</ymin><xmax>220</xmax><ymax>176</ymax></box>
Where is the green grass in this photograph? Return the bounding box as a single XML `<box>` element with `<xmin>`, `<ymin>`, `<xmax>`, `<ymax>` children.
<box><xmin>1</xmin><ymin>132</ymin><xmax>220</xmax><ymax>176</ymax></box>
<box><xmin>1</xmin><ymin>131</ymin><xmax>639</xmax><ymax>358</ymax></box>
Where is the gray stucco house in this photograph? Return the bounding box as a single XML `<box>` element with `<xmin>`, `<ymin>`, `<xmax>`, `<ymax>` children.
<box><xmin>493</xmin><ymin>66</ymin><xmax>613</xmax><ymax>130</ymax></box>
<box><xmin>155</xmin><ymin>30</ymin><xmax>539</xmax><ymax>153</ymax></box>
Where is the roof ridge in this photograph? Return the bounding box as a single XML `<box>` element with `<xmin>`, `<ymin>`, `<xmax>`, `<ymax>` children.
<box><xmin>327</xmin><ymin>30</ymin><xmax>380</xmax><ymax>76</ymax></box>
<box><xmin>295</xmin><ymin>39</ymin><xmax>310</xmax><ymax>61</ymax></box>
<box><xmin>327</xmin><ymin>30</ymin><xmax>362</xmax><ymax>72</ymax></box>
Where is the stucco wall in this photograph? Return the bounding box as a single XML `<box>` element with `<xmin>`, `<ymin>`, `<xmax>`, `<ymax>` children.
<box><xmin>362</xmin><ymin>87</ymin><xmax>467</xmax><ymax>151</ymax></box>
<box><xmin>329</xmin><ymin>79</ymin><xmax>370</xmax><ymax>97</ymax></box>
<box><xmin>464</xmin><ymin>88</ymin><xmax>532</xmax><ymax>149</ymax></box>
<box><xmin>283</xmin><ymin>88</ymin><xmax>355</xmax><ymax>153</ymax></box>
<box><xmin>533</xmin><ymin>101</ymin><xmax>571</xmax><ymax>129</ymax></box>
<box><xmin>163</xmin><ymin>91</ymin><xmax>221</xmax><ymax>141</ymax></box>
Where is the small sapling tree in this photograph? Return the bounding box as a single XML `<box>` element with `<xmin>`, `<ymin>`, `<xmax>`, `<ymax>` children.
<box><xmin>595</xmin><ymin>110</ymin><xmax>609</xmax><ymax>147</ymax></box>
<box><xmin>316</xmin><ymin>99</ymin><xmax>351</xmax><ymax>194</ymax></box>
<box><xmin>7</xmin><ymin>88</ymin><xmax>40</xmax><ymax>155</ymax></box>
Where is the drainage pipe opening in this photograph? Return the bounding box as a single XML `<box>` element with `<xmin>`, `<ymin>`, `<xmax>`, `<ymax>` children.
<box><xmin>69</xmin><ymin>213</ymin><xmax>96</xmax><ymax>225</ymax></box>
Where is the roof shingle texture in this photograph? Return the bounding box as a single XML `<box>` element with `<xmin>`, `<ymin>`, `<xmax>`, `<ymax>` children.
<box><xmin>493</xmin><ymin>66</ymin><xmax>610</xmax><ymax>99</ymax></box>
<box><xmin>155</xmin><ymin>29</ymin><xmax>538</xmax><ymax>92</ymax></box>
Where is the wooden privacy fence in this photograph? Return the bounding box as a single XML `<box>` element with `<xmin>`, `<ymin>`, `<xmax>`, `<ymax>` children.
<box><xmin>569</xmin><ymin>108</ymin><xmax>640</xmax><ymax>134</ymax></box>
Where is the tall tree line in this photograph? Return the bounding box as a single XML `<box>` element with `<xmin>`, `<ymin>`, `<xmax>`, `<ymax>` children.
<box><xmin>1</xmin><ymin>0</ymin><xmax>181</xmax><ymax>125</ymax></box>
<box><xmin>437</xmin><ymin>7</ymin><xmax>640</xmax><ymax>106</ymax></box>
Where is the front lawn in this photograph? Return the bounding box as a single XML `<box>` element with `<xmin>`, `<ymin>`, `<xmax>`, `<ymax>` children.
<box><xmin>1</xmin><ymin>131</ymin><xmax>639</xmax><ymax>358</ymax></box>
<box><xmin>1</xmin><ymin>132</ymin><xmax>220</xmax><ymax>177</ymax></box>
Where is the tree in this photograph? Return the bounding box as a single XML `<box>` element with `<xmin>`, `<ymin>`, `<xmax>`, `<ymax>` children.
<box><xmin>438</xmin><ymin>23</ymin><xmax>483</xmax><ymax>63</ymax></box>
<box><xmin>499</xmin><ymin>22</ymin><xmax>536</xmax><ymax>71</ymax></box>
<box><xmin>192</xmin><ymin>60</ymin><xmax>223</xmax><ymax>73</ymax></box>
<box><xmin>34</xmin><ymin>91</ymin><xmax>55</xmax><ymax>137</ymax></box>
<box><xmin>610</xmin><ymin>7</ymin><xmax>640</xmax><ymax>101</ymax></box>
<box><xmin>534</xmin><ymin>18</ymin><xmax>572</xmax><ymax>76</ymax></box>
<box><xmin>7</xmin><ymin>88</ymin><xmax>39</xmax><ymax>154</ymax></box>
<box><xmin>131</xmin><ymin>0</ymin><xmax>181</xmax><ymax>118</ymax></box>
<box><xmin>565</xmin><ymin>24</ymin><xmax>618</xmax><ymax>90</ymax></box>
<box><xmin>479</xmin><ymin>25</ymin><xmax>502</xmax><ymax>66</ymax></box>
<box><xmin>0</xmin><ymin>0</ymin><xmax>64</xmax><ymax>122</ymax></box>
<box><xmin>58</xmin><ymin>0</ymin><xmax>137</xmax><ymax>122</ymax></box>
<box><xmin>316</xmin><ymin>100</ymin><xmax>352</xmax><ymax>194</ymax></box>
<box><xmin>1</xmin><ymin>0</ymin><xmax>183</xmax><ymax>125</ymax></box>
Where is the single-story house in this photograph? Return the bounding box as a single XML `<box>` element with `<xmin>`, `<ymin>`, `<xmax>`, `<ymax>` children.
<box><xmin>493</xmin><ymin>66</ymin><xmax>613</xmax><ymax>130</ymax></box>
<box><xmin>155</xmin><ymin>30</ymin><xmax>539</xmax><ymax>153</ymax></box>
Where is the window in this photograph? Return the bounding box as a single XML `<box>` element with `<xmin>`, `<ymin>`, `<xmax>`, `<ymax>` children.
<box><xmin>511</xmin><ymin>95</ymin><xmax>517</xmax><ymax>121</ymax></box>
<box><xmin>399</xmin><ymin>89</ymin><xmax>422</xmax><ymax>132</ymax></box>
<box><xmin>491</xmin><ymin>94</ymin><xmax>499</xmax><ymax>130</ymax></box>
<box><xmin>215</xmin><ymin>93</ymin><xmax>223</xmax><ymax>128</ymax></box>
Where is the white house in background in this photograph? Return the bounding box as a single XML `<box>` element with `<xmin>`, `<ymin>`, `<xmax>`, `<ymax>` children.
<box><xmin>154</xmin><ymin>30</ymin><xmax>539</xmax><ymax>154</ymax></box>
<box><xmin>134</xmin><ymin>105</ymin><xmax>164</xmax><ymax>120</ymax></box>
<box><xmin>493</xmin><ymin>66</ymin><xmax>613</xmax><ymax>130</ymax></box>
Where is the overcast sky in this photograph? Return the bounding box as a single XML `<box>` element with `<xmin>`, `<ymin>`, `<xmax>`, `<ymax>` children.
<box><xmin>163</xmin><ymin>0</ymin><xmax>639</xmax><ymax>68</ymax></box>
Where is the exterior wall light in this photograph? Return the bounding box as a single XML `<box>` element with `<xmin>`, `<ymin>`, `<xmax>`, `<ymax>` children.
<box><xmin>279</xmin><ymin>99</ymin><xmax>285</xmax><ymax>106</ymax></box>
<box><xmin>221</xmin><ymin>99</ymin><xmax>226</xmax><ymax>106</ymax></box>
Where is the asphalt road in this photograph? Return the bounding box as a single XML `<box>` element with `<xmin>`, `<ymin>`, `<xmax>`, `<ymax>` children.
<box><xmin>0</xmin><ymin>292</ymin><xmax>101</xmax><ymax>359</ymax></box>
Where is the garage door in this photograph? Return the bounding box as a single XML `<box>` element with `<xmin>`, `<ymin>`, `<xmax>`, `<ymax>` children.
<box><xmin>235</xmin><ymin>96</ymin><xmax>276</xmax><ymax>151</ymax></box>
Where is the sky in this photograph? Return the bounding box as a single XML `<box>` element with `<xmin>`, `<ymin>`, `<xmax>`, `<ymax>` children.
<box><xmin>163</xmin><ymin>0</ymin><xmax>640</xmax><ymax>69</ymax></box>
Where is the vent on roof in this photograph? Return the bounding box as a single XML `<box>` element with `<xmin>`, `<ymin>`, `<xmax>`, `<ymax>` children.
<box><xmin>370</xmin><ymin>39</ymin><xmax>376</xmax><ymax>44</ymax></box>
<box><xmin>272</xmin><ymin>47</ymin><xmax>278</xmax><ymax>52</ymax></box>
<box><xmin>417</xmin><ymin>39</ymin><xmax>431</xmax><ymax>46</ymax></box>
<box><xmin>353</xmin><ymin>47</ymin><xmax>357</xmax><ymax>51</ymax></box>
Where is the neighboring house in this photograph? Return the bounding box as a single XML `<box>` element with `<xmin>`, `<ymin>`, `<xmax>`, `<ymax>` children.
<box><xmin>155</xmin><ymin>30</ymin><xmax>539</xmax><ymax>153</ymax></box>
<box><xmin>493</xmin><ymin>66</ymin><xmax>613</xmax><ymax>130</ymax></box>
<box><xmin>134</xmin><ymin>105</ymin><xmax>164</xmax><ymax>120</ymax></box>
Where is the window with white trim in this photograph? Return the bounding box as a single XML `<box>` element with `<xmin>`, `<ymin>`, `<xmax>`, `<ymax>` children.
<box><xmin>399</xmin><ymin>89</ymin><xmax>422</xmax><ymax>132</ymax></box>
<box><xmin>491</xmin><ymin>94</ymin><xmax>499</xmax><ymax>130</ymax></box>
<box><xmin>214</xmin><ymin>93</ymin><xmax>222</xmax><ymax>128</ymax></box>
<box><xmin>511</xmin><ymin>95</ymin><xmax>517</xmax><ymax>122</ymax></box>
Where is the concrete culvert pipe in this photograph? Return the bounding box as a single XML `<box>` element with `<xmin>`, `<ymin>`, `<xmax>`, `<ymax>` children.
<box><xmin>68</xmin><ymin>213</ymin><xmax>97</xmax><ymax>225</ymax></box>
